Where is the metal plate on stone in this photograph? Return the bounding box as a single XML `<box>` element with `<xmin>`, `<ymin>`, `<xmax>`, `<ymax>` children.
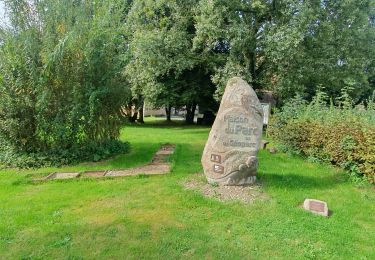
<box><xmin>213</xmin><ymin>164</ymin><xmax>224</xmax><ymax>174</ymax></box>
<box><xmin>303</xmin><ymin>199</ymin><xmax>329</xmax><ymax>217</ymax></box>
<box><xmin>309</xmin><ymin>201</ymin><xmax>325</xmax><ymax>212</ymax></box>
<box><xmin>210</xmin><ymin>154</ymin><xmax>221</xmax><ymax>163</ymax></box>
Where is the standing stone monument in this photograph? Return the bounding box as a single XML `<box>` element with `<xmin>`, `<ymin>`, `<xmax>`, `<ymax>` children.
<box><xmin>201</xmin><ymin>77</ymin><xmax>263</xmax><ymax>185</ymax></box>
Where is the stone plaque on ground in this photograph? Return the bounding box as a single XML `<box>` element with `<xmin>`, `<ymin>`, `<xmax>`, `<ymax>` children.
<box><xmin>303</xmin><ymin>199</ymin><xmax>329</xmax><ymax>217</ymax></box>
<box><xmin>201</xmin><ymin>77</ymin><xmax>263</xmax><ymax>186</ymax></box>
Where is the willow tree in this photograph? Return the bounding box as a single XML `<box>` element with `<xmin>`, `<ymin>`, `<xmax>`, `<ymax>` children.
<box><xmin>0</xmin><ymin>0</ymin><xmax>131</xmax><ymax>166</ymax></box>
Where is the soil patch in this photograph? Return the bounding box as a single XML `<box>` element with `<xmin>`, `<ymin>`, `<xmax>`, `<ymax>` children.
<box><xmin>183</xmin><ymin>173</ymin><xmax>269</xmax><ymax>204</ymax></box>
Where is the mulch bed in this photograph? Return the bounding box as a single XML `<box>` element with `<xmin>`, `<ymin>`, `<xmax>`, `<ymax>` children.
<box><xmin>183</xmin><ymin>173</ymin><xmax>270</xmax><ymax>204</ymax></box>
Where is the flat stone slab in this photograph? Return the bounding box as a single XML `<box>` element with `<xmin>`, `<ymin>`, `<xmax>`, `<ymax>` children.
<box><xmin>142</xmin><ymin>163</ymin><xmax>170</xmax><ymax>175</ymax></box>
<box><xmin>105</xmin><ymin>163</ymin><xmax>170</xmax><ymax>177</ymax></box>
<box><xmin>152</xmin><ymin>155</ymin><xmax>169</xmax><ymax>163</ymax></box>
<box><xmin>45</xmin><ymin>172</ymin><xmax>81</xmax><ymax>180</ymax></box>
<box><xmin>105</xmin><ymin>170</ymin><xmax>136</xmax><ymax>177</ymax></box>
<box><xmin>80</xmin><ymin>171</ymin><xmax>107</xmax><ymax>178</ymax></box>
<box><xmin>36</xmin><ymin>144</ymin><xmax>175</xmax><ymax>182</ymax></box>
<box><xmin>303</xmin><ymin>199</ymin><xmax>329</xmax><ymax>217</ymax></box>
<box><xmin>156</xmin><ymin>150</ymin><xmax>174</xmax><ymax>155</ymax></box>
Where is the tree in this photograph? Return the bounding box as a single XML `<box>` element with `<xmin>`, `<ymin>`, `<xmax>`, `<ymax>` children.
<box><xmin>125</xmin><ymin>0</ymin><xmax>217</xmax><ymax>123</ymax></box>
<box><xmin>0</xmin><ymin>0</ymin><xmax>131</xmax><ymax>165</ymax></box>
<box><xmin>263</xmin><ymin>0</ymin><xmax>375</xmax><ymax>103</ymax></box>
<box><xmin>194</xmin><ymin>0</ymin><xmax>375</xmax><ymax>103</ymax></box>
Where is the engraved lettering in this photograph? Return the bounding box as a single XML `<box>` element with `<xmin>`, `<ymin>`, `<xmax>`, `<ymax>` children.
<box><xmin>222</xmin><ymin>140</ymin><xmax>256</xmax><ymax>148</ymax></box>
<box><xmin>224</xmin><ymin>115</ymin><xmax>249</xmax><ymax>124</ymax></box>
<box><xmin>225</xmin><ymin>124</ymin><xmax>257</xmax><ymax>136</ymax></box>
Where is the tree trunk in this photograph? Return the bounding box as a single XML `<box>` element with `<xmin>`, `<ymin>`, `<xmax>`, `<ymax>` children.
<box><xmin>130</xmin><ymin>111</ymin><xmax>138</xmax><ymax>123</ymax></box>
<box><xmin>138</xmin><ymin>101</ymin><xmax>144</xmax><ymax>123</ymax></box>
<box><xmin>122</xmin><ymin>104</ymin><xmax>137</xmax><ymax>123</ymax></box>
<box><xmin>165</xmin><ymin>105</ymin><xmax>172</xmax><ymax>121</ymax></box>
<box><xmin>185</xmin><ymin>103</ymin><xmax>196</xmax><ymax>124</ymax></box>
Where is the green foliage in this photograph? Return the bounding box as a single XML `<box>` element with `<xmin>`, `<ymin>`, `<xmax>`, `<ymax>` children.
<box><xmin>195</xmin><ymin>0</ymin><xmax>375</xmax><ymax>102</ymax></box>
<box><xmin>1</xmin><ymin>0</ymin><xmax>374</xmax><ymax>166</ymax></box>
<box><xmin>0</xmin><ymin>139</ymin><xmax>129</xmax><ymax>169</ymax></box>
<box><xmin>125</xmin><ymin>0</ymin><xmax>217</xmax><ymax>123</ymax></box>
<box><xmin>263</xmin><ymin>0</ymin><xmax>375</xmax><ymax>102</ymax></box>
<box><xmin>0</xmin><ymin>0</ymin><xmax>130</xmax><ymax>167</ymax></box>
<box><xmin>269</xmin><ymin>92</ymin><xmax>375</xmax><ymax>183</ymax></box>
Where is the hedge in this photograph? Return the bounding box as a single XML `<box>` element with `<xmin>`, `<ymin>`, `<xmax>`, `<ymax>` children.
<box><xmin>268</xmin><ymin>93</ymin><xmax>375</xmax><ymax>184</ymax></box>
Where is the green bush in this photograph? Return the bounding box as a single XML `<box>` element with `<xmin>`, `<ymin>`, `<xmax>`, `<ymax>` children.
<box><xmin>0</xmin><ymin>140</ymin><xmax>129</xmax><ymax>169</ymax></box>
<box><xmin>269</xmin><ymin>92</ymin><xmax>375</xmax><ymax>183</ymax></box>
<box><xmin>0</xmin><ymin>1</ymin><xmax>130</xmax><ymax>167</ymax></box>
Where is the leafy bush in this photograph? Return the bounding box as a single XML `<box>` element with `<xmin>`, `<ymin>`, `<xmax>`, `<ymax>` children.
<box><xmin>0</xmin><ymin>139</ymin><xmax>129</xmax><ymax>169</ymax></box>
<box><xmin>0</xmin><ymin>1</ymin><xmax>130</xmax><ymax>167</ymax></box>
<box><xmin>269</xmin><ymin>91</ymin><xmax>375</xmax><ymax>183</ymax></box>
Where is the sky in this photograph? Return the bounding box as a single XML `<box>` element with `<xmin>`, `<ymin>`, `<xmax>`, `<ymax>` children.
<box><xmin>0</xmin><ymin>1</ymin><xmax>7</xmax><ymax>26</ymax></box>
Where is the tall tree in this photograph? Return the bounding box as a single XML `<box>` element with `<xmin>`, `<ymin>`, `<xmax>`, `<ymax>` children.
<box><xmin>194</xmin><ymin>0</ymin><xmax>375</xmax><ymax>102</ymax></box>
<box><xmin>263</xmin><ymin>0</ymin><xmax>375</xmax><ymax>102</ymax></box>
<box><xmin>0</xmin><ymin>0</ymin><xmax>131</xmax><ymax>154</ymax></box>
<box><xmin>125</xmin><ymin>0</ymin><xmax>217</xmax><ymax>123</ymax></box>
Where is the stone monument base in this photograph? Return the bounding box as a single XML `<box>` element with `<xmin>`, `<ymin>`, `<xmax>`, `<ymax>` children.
<box><xmin>207</xmin><ymin>176</ymin><xmax>257</xmax><ymax>186</ymax></box>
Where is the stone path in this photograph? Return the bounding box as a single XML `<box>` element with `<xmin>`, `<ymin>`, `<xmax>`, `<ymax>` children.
<box><xmin>38</xmin><ymin>144</ymin><xmax>175</xmax><ymax>181</ymax></box>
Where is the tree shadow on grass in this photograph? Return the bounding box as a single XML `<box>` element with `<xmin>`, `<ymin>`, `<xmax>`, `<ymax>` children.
<box><xmin>258</xmin><ymin>171</ymin><xmax>348</xmax><ymax>190</ymax></box>
<box><xmin>124</xmin><ymin>119</ymin><xmax>210</xmax><ymax>130</ymax></box>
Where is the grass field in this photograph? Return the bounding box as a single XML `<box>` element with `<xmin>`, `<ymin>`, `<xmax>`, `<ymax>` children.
<box><xmin>0</xmin><ymin>119</ymin><xmax>374</xmax><ymax>259</ymax></box>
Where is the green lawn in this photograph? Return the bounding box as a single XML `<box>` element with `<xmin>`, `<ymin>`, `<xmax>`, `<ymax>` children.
<box><xmin>0</xmin><ymin>119</ymin><xmax>374</xmax><ymax>259</ymax></box>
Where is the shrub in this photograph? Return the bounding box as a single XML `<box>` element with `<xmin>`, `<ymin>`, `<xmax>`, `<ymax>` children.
<box><xmin>0</xmin><ymin>139</ymin><xmax>129</xmax><ymax>169</ymax></box>
<box><xmin>269</xmin><ymin>92</ymin><xmax>375</xmax><ymax>183</ymax></box>
<box><xmin>0</xmin><ymin>1</ymin><xmax>130</xmax><ymax>167</ymax></box>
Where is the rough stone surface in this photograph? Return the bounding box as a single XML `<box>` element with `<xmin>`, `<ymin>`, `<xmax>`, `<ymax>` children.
<box><xmin>303</xmin><ymin>199</ymin><xmax>329</xmax><ymax>217</ymax></box>
<box><xmin>201</xmin><ymin>77</ymin><xmax>263</xmax><ymax>186</ymax></box>
<box><xmin>105</xmin><ymin>164</ymin><xmax>170</xmax><ymax>177</ymax></box>
<box><xmin>268</xmin><ymin>147</ymin><xmax>278</xmax><ymax>154</ymax></box>
<box><xmin>46</xmin><ymin>172</ymin><xmax>81</xmax><ymax>180</ymax></box>
<box><xmin>80</xmin><ymin>171</ymin><xmax>107</xmax><ymax>178</ymax></box>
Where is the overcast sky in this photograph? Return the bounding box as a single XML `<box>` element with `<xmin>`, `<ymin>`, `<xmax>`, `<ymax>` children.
<box><xmin>0</xmin><ymin>1</ymin><xmax>7</xmax><ymax>26</ymax></box>
<box><xmin>0</xmin><ymin>1</ymin><xmax>4</xmax><ymax>15</ymax></box>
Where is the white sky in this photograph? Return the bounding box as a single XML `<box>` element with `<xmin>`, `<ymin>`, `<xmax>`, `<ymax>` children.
<box><xmin>0</xmin><ymin>1</ymin><xmax>8</xmax><ymax>26</ymax></box>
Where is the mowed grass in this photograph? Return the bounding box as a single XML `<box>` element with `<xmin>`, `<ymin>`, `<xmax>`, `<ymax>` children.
<box><xmin>0</xmin><ymin>119</ymin><xmax>374</xmax><ymax>259</ymax></box>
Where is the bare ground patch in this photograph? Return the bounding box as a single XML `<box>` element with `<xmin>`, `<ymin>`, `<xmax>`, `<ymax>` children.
<box><xmin>183</xmin><ymin>173</ymin><xmax>270</xmax><ymax>204</ymax></box>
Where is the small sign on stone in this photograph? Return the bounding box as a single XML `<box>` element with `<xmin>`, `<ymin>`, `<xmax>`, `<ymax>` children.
<box><xmin>210</xmin><ymin>154</ymin><xmax>221</xmax><ymax>163</ymax></box>
<box><xmin>303</xmin><ymin>199</ymin><xmax>329</xmax><ymax>217</ymax></box>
